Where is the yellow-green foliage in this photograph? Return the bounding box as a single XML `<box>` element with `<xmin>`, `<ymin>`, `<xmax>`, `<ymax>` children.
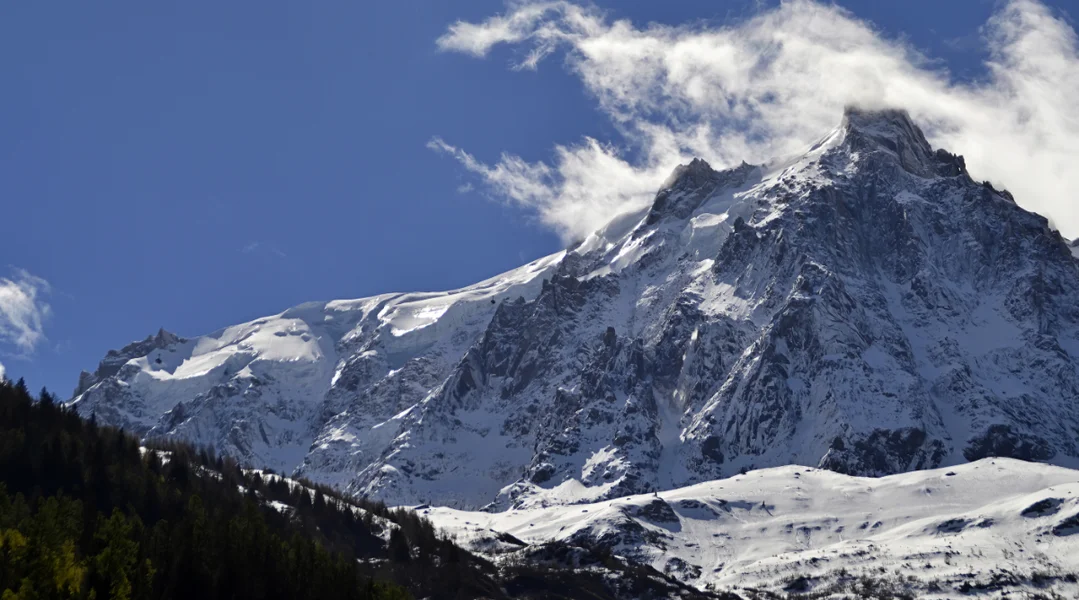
<box><xmin>0</xmin><ymin>495</ymin><xmax>88</xmax><ymax>599</ymax></box>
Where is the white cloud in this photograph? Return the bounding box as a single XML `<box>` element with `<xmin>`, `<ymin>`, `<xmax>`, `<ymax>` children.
<box><xmin>0</xmin><ymin>269</ymin><xmax>51</xmax><ymax>357</ymax></box>
<box><xmin>0</xmin><ymin>361</ymin><xmax>6</xmax><ymax>382</ymax></box>
<box><xmin>428</xmin><ymin>136</ymin><xmax>662</xmax><ymax>238</ymax></box>
<box><xmin>433</xmin><ymin>0</ymin><xmax>1079</xmax><ymax>241</ymax></box>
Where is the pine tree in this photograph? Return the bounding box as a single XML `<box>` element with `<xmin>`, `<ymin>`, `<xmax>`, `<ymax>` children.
<box><xmin>90</xmin><ymin>510</ymin><xmax>140</xmax><ymax>600</ymax></box>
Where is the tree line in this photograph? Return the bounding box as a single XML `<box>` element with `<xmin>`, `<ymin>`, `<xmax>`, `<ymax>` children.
<box><xmin>0</xmin><ymin>377</ymin><xmax>412</xmax><ymax>600</ymax></box>
<box><xmin>0</xmin><ymin>375</ymin><xmax>737</xmax><ymax>599</ymax></box>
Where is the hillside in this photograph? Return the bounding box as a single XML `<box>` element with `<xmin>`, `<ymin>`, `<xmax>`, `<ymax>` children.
<box><xmin>0</xmin><ymin>376</ymin><xmax>738</xmax><ymax>600</ymax></box>
<box><xmin>427</xmin><ymin>459</ymin><xmax>1079</xmax><ymax>598</ymax></box>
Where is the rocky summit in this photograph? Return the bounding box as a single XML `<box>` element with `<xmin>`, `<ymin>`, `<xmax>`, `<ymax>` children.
<box><xmin>70</xmin><ymin>107</ymin><xmax>1079</xmax><ymax>510</ymax></box>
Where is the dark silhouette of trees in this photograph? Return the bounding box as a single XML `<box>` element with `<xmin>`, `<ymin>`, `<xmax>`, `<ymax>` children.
<box><xmin>0</xmin><ymin>374</ymin><xmax>736</xmax><ymax>600</ymax></box>
<box><xmin>0</xmin><ymin>377</ymin><xmax>407</xmax><ymax>600</ymax></box>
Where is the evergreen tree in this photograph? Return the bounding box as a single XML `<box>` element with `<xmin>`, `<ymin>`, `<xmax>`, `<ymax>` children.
<box><xmin>0</xmin><ymin>373</ymin><xmax>728</xmax><ymax>600</ymax></box>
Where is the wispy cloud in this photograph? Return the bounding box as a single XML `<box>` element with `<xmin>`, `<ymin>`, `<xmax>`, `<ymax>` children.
<box><xmin>241</xmin><ymin>241</ymin><xmax>287</xmax><ymax>259</ymax></box>
<box><xmin>427</xmin><ymin>135</ymin><xmax>662</xmax><ymax>242</ymax></box>
<box><xmin>0</xmin><ymin>268</ymin><xmax>51</xmax><ymax>357</ymax></box>
<box><xmin>433</xmin><ymin>0</ymin><xmax>1079</xmax><ymax>241</ymax></box>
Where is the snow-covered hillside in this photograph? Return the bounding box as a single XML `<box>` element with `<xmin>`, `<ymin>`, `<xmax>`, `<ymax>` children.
<box><xmin>425</xmin><ymin>458</ymin><xmax>1079</xmax><ymax>598</ymax></box>
<box><xmin>69</xmin><ymin>254</ymin><xmax>562</xmax><ymax>474</ymax></box>
<box><xmin>70</xmin><ymin>107</ymin><xmax>1079</xmax><ymax>510</ymax></box>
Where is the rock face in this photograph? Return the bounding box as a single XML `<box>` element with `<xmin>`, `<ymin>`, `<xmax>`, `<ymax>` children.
<box><xmin>70</xmin><ymin>107</ymin><xmax>1079</xmax><ymax>508</ymax></box>
<box><xmin>73</xmin><ymin>328</ymin><xmax>185</xmax><ymax>398</ymax></box>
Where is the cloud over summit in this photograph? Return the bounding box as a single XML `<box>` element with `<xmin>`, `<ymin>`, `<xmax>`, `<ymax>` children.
<box><xmin>433</xmin><ymin>0</ymin><xmax>1079</xmax><ymax>241</ymax></box>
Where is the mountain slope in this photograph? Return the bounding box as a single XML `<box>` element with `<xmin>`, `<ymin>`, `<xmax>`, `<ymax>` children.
<box><xmin>425</xmin><ymin>458</ymin><xmax>1079</xmax><ymax>599</ymax></box>
<box><xmin>2</xmin><ymin>377</ymin><xmax>734</xmax><ymax>600</ymax></box>
<box><xmin>70</xmin><ymin>254</ymin><xmax>562</xmax><ymax>475</ymax></box>
<box><xmin>70</xmin><ymin>107</ymin><xmax>1079</xmax><ymax>509</ymax></box>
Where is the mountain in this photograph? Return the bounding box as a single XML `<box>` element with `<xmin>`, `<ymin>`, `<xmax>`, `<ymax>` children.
<box><xmin>427</xmin><ymin>458</ymin><xmax>1079</xmax><ymax>598</ymax></box>
<box><xmin>69</xmin><ymin>107</ymin><xmax>1079</xmax><ymax>511</ymax></box>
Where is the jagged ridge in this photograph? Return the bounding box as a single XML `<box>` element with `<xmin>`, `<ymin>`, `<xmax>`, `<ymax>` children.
<box><xmin>70</xmin><ymin>106</ymin><xmax>1079</xmax><ymax>510</ymax></box>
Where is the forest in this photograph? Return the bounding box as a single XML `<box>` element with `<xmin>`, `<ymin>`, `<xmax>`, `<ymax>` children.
<box><xmin>0</xmin><ymin>376</ymin><xmax>732</xmax><ymax>600</ymax></box>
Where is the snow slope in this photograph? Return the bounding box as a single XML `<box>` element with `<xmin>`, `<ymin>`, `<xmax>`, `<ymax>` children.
<box><xmin>69</xmin><ymin>253</ymin><xmax>563</xmax><ymax>473</ymax></box>
<box><xmin>425</xmin><ymin>458</ymin><xmax>1079</xmax><ymax>598</ymax></box>
<box><xmin>70</xmin><ymin>107</ymin><xmax>1079</xmax><ymax>510</ymax></box>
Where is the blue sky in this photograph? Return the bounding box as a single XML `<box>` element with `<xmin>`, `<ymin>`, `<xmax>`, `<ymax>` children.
<box><xmin>1</xmin><ymin>0</ymin><xmax>1076</xmax><ymax>395</ymax></box>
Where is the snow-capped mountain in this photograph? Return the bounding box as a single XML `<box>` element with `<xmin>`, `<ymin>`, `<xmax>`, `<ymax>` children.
<box><xmin>70</xmin><ymin>107</ymin><xmax>1079</xmax><ymax>510</ymax></box>
<box><xmin>425</xmin><ymin>458</ymin><xmax>1079</xmax><ymax>598</ymax></box>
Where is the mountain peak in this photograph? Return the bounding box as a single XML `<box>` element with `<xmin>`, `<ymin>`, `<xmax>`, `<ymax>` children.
<box><xmin>838</xmin><ymin>105</ymin><xmax>963</xmax><ymax>178</ymax></box>
<box><xmin>841</xmin><ymin>105</ymin><xmax>931</xmax><ymax>152</ymax></box>
<box><xmin>71</xmin><ymin>328</ymin><xmax>187</xmax><ymax>399</ymax></box>
<box><xmin>646</xmin><ymin>159</ymin><xmax>757</xmax><ymax>226</ymax></box>
<box><xmin>154</xmin><ymin>328</ymin><xmax>180</xmax><ymax>346</ymax></box>
<box><xmin>657</xmin><ymin>157</ymin><xmax>718</xmax><ymax>192</ymax></box>
<box><xmin>841</xmin><ymin>105</ymin><xmax>920</xmax><ymax>132</ymax></box>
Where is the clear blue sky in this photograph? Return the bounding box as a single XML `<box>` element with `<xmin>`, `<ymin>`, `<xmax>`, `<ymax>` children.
<box><xmin>1</xmin><ymin>0</ymin><xmax>1072</xmax><ymax>395</ymax></box>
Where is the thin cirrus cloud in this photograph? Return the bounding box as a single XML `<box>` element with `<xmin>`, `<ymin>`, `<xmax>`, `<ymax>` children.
<box><xmin>431</xmin><ymin>0</ymin><xmax>1079</xmax><ymax>242</ymax></box>
<box><xmin>241</xmin><ymin>241</ymin><xmax>287</xmax><ymax>259</ymax></box>
<box><xmin>0</xmin><ymin>269</ymin><xmax>52</xmax><ymax>363</ymax></box>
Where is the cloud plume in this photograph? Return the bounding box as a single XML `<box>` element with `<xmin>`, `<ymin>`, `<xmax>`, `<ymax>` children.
<box><xmin>433</xmin><ymin>0</ymin><xmax>1079</xmax><ymax>241</ymax></box>
<box><xmin>0</xmin><ymin>269</ymin><xmax>51</xmax><ymax>357</ymax></box>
